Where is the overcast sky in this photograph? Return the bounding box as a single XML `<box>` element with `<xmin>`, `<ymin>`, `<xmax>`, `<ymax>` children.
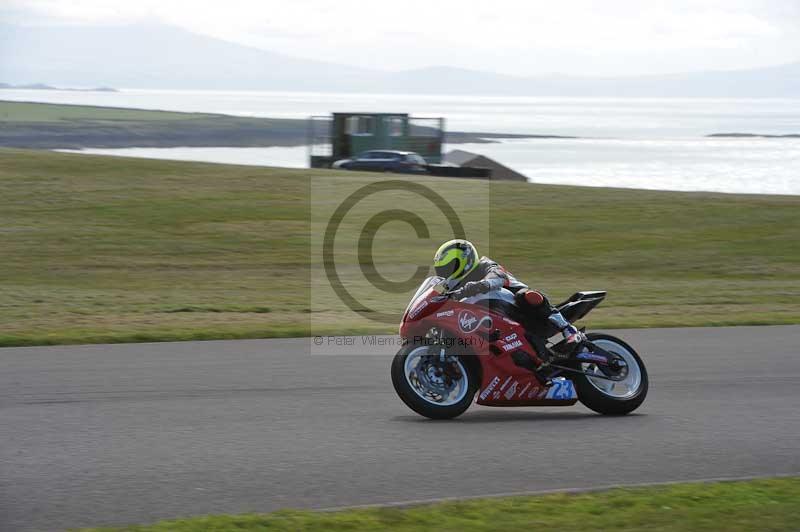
<box><xmin>3</xmin><ymin>0</ymin><xmax>799</xmax><ymax>76</ymax></box>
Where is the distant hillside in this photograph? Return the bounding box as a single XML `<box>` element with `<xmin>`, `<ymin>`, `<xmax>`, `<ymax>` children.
<box><xmin>1</xmin><ymin>22</ymin><xmax>799</xmax><ymax>96</ymax></box>
<box><xmin>390</xmin><ymin>63</ymin><xmax>800</xmax><ymax>97</ymax></box>
<box><xmin>0</xmin><ymin>22</ymin><xmax>376</xmax><ymax>92</ymax></box>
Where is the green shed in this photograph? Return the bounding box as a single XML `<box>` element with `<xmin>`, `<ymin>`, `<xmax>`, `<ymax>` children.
<box><xmin>308</xmin><ymin>112</ymin><xmax>445</xmax><ymax>168</ymax></box>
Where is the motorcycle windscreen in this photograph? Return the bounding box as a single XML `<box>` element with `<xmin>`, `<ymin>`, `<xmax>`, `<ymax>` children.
<box><xmin>402</xmin><ymin>276</ymin><xmax>443</xmax><ymax>318</ymax></box>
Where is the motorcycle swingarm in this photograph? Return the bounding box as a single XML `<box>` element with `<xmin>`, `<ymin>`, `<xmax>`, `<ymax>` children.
<box><xmin>549</xmin><ymin>341</ymin><xmax>617</xmax><ymax>367</ymax></box>
<box><xmin>547</xmin><ymin>363</ymin><xmax>620</xmax><ymax>381</ymax></box>
<box><xmin>548</xmin><ymin>342</ymin><xmax>627</xmax><ymax>381</ymax></box>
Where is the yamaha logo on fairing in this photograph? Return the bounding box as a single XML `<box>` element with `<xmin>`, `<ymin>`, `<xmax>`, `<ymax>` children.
<box><xmin>458</xmin><ymin>310</ymin><xmax>492</xmax><ymax>333</ymax></box>
<box><xmin>501</xmin><ymin>339</ymin><xmax>523</xmax><ymax>352</ymax></box>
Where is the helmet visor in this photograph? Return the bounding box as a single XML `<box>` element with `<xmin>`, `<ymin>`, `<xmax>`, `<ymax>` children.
<box><xmin>435</xmin><ymin>259</ymin><xmax>460</xmax><ymax>280</ymax></box>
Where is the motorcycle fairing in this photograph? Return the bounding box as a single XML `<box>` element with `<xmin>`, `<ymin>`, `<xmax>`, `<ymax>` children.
<box><xmin>400</xmin><ymin>280</ymin><xmax>578</xmax><ymax>407</ymax></box>
<box><xmin>473</xmin><ymin>343</ymin><xmax>578</xmax><ymax>407</ymax></box>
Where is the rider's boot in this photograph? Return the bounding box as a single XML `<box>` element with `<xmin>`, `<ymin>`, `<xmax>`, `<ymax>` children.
<box><xmin>548</xmin><ymin>311</ymin><xmax>585</xmax><ymax>355</ymax></box>
<box><xmin>517</xmin><ymin>289</ymin><xmax>584</xmax><ymax>358</ymax></box>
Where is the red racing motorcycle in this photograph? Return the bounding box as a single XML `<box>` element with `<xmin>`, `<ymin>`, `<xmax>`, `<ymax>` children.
<box><xmin>391</xmin><ymin>276</ymin><xmax>648</xmax><ymax>419</ymax></box>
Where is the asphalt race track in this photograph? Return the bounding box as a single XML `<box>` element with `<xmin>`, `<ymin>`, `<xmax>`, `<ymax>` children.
<box><xmin>1</xmin><ymin>326</ymin><xmax>799</xmax><ymax>531</ymax></box>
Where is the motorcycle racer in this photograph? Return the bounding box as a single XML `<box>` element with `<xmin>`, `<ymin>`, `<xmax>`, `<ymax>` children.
<box><xmin>394</xmin><ymin>256</ymin><xmax>649</xmax><ymax>417</ymax></box>
<box><xmin>433</xmin><ymin>239</ymin><xmax>585</xmax><ymax>354</ymax></box>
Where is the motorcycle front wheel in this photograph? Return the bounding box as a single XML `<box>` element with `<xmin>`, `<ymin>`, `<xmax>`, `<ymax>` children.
<box><xmin>391</xmin><ymin>345</ymin><xmax>477</xmax><ymax>420</ymax></box>
<box><xmin>573</xmin><ymin>333</ymin><xmax>649</xmax><ymax>415</ymax></box>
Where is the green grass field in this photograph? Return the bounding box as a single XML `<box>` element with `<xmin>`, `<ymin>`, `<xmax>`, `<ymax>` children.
<box><xmin>0</xmin><ymin>100</ymin><xmax>209</xmax><ymax>122</ymax></box>
<box><xmin>1</xmin><ymin>148</ymin><xmax>798</xmax><ymax>347</ymax></box>
<box><xmin>78</xmin><ymin>477</ymin><xmax>800</xmax><ymax>531</ymax></box>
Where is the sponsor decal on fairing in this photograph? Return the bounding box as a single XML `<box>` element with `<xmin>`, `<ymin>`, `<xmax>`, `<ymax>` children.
<box><xmin>458</xmin><ymin>310</ymin><xmax>478</xmax><ymax>332</ymax></box>
<box><xmin>436</xmin><ymin>309</ymin><xmax>454</xmax><ymax>318</ymax></box>
<box><xmin>501</xmin><ymin>339</ymin><xmax>523</xmax><ymax>352</ymax></box>
<box><xmin>458</xmin><ymin>310</ymin><xmax>492</xmax><ymax>333</ymax></box>
<box><xmin>536</xmin><ymin>387</ymin><xmax>549</xmax><ymax>399</ymax></box>
<box><xmin>517</xmin><ymin>381</ymin><xmax>532</xmax><ymax>398</ymax></box>
<box><xmin>479</xmin><ymin>376</ymin><xmax>501</xmax><ymax>401</ymax></box>
<box><xmin>503</xmin><ymin>380</ymin><xmax>518</xmax><ymax>400</ymax></box>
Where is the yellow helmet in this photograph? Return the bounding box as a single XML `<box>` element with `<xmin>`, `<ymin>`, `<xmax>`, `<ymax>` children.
<box><xmin>433</xmin><ymin>239</ymin><xmax>479</xmax><ymax>284</ymax></box>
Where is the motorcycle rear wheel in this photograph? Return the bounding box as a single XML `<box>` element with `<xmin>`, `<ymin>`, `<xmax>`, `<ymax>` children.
<box><xmin>574</xmin><ymin>333</ymin><xmax>648</xmax><ymax>415</ymax></box>
<box><xmin>391</xmin><ymin>345</ymin><xmax>477</xmax><ymax>419</ymax></box>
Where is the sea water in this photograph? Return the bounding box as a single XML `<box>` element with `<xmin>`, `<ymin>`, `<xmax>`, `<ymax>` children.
<box><xmin>4</xmin><ymin>88</ymin><xmax>798</xmax><ymax>194</ymax></box>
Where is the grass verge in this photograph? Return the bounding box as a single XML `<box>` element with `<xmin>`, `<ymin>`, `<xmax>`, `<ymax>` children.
<box><xmin>1</xmin><ymin>148</ymin><xmax>799</xmax><ymax>347</ymax></box>
<box><xmin>78</xmin><ymin>477</ymin><xmax>800</xmax><ymax>531</ymax></box>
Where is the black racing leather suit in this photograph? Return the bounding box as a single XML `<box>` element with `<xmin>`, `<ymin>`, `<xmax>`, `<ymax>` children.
<box><xmin>458</xmin><ymin>256</ymin><xmax>527</xmax><ymax>293</ymax></box>
<box><xmin>453</xmin><ymin>256</ymin><xmax>571</xmax><ymax>333</ymax></box>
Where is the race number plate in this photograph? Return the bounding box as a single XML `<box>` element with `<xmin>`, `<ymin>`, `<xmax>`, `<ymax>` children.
<box><xmin>545</xmin><ymin>377</ymin><xmax>578</xmax><ymax>400</ymax></box>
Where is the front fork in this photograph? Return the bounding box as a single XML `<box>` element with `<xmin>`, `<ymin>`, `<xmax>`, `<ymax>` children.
<box><xmin>422</xmin><ymin>334</ymin><xmax>462</xmax><ymax>381</ymax></box>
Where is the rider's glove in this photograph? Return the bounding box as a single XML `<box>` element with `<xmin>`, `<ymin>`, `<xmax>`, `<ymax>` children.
<box><xmin>451</xmin><ymin>280</ymin><xmax>489</xmax><ymax>300</ymax></box>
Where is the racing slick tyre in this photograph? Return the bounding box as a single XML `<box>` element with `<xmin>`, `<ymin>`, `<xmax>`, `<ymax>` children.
<box><xmin>573</xmin><ymin>333</ymin><xmax>648</xmax><ymax>415</ymax></box>
<box><xmin>391</xmin><ymin>344</ymin><xmax>478</xmax><ymax>419</ymax></box>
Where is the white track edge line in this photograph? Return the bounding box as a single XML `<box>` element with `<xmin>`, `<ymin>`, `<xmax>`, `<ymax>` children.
<box><xmin>314</xmin><ymin>472</ymin><xmax>800</xmax><ymax>513</ymax></box>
